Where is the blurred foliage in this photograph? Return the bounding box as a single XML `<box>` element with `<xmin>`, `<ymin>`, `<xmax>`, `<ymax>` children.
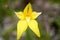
<box><xmin>0</xmin><ymin>0</ymin><xmax>16</xmax><ymax>40</ymax></box>
<box><xmin>55</xmin><ymin>14</ymin><xmax>60</xmax><ymax>27</ymax></box>
<box><xmin>55</xmin><ymin>14</ymin><xmax>60</xmax><ymax>33</ymax></box>
<box><xmin>1</xmin><ymin>26</ymin><xmax>16</xmax><ymax>40</ymax></box>
<box><xmin>38</xmin><ymin>21</ymin><xmax>51</xmax><ymax>40</ymax></box>
<box><xmin>49</xmin><ymin>0</ymin><xmax>60</xmax><ymax>4</ymax></box>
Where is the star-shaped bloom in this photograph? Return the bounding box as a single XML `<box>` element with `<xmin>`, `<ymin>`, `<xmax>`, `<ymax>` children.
<box><xmin>15</xmin><ymin>3</ymin><xmax>42</xmax><ymax>40</ymax></box>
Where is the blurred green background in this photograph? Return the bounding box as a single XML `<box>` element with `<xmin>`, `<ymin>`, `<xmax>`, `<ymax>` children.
<box><xmin>0</xmin><ymin>0</ymin><xmax>60</xmax><ymax>40</ymax></box>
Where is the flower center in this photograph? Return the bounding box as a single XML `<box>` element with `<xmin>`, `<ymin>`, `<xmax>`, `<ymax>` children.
<box><xmin>26</xmin><ymin>17</ymin><xmax>30</xmax><ymax>22</ymax></box>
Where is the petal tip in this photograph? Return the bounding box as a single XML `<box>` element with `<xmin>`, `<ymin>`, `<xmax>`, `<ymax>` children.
<box><xmin>38</xmin><ymin>12</ymin><xmax>42</xmax><ymax>15</ymax></box>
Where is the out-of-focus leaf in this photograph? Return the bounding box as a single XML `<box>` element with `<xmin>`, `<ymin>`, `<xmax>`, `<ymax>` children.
<box><xmin>5</xmin><ymin>8</ymin><xmax>14</xmax><ymax>16</ymax></box>
<box><xmin>49</xmin><ymin>0</ymin><xmax>60</xmax><ymax>4</ymax></box>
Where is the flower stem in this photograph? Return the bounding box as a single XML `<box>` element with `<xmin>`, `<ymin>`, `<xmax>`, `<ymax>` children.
<box><xmin>26</xmin><ymin>28</ymin><xmax>34</xmax><ymax>40</ymax></box>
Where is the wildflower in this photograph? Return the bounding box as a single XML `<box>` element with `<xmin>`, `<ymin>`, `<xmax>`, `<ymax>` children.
<box><xmin>15</xmin><ymin>3</ymin><xmax>41</xmax><ymax>40</ymax></box>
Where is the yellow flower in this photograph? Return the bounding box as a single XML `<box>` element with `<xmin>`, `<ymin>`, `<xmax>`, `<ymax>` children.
<box><xmin>15</xmin><ymin>3</ymin><xmax>42</xmax><ymax>40</ymax></box>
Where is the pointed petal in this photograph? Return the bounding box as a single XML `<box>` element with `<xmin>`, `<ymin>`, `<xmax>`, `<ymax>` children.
<box><xmin>31</xmin><ymin>12</ymin><xmax>42</xmax><ymax>19</ymax></box>
<box><xmin>15</xmin><ymin>12</ymin><xmax>24</xmax><ymax>20</ymax></box>
<box><xmin>28</xmin><ymin>20</ymin><xmax>40</xmax><ymax>37</ymax></box>
<box><xmin>24</xmin><ymin>3</ymin><xmax>32</xmax><ymax>14</ymax></box>
<box><xmin>17</xmin><ymin>20</ymin><xmax>28</xmax><ymax>40</ymax></box>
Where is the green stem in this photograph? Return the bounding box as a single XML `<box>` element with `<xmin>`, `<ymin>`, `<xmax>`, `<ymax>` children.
<box><xmin>26</xmin><ymin>28</ymin><xmax>34</xmax><ymax>40</ymax></box>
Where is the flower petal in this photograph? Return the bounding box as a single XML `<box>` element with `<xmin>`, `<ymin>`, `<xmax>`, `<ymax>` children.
<box><xmin>28</xmin><ymin>20</ymin><xmax>40</xmax><ymax>37</ymax></box>
<box><xmin>31</xmin><ymin>12</ymin><xmax>41</xmax><ymax>19</ymax></box>
<box><xmin>24</xmin><ymin>3</ymin><xmax>32</xmax><ymax>14</ymax></box>
<box><xmin>15</xmin><ymin>12</ymin><xmax>24</xmax><ymax>20</ymax></box>
<box><xmin>17</xmin><ymin>20</ymin><xmax>28</xmax><ymax>40</ymax></box>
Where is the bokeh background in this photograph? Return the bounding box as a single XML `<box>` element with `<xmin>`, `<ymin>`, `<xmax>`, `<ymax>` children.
<box><xmin>0</xmin><ymin>0</ymin><xmax>60</xmax><ymax>40</ymax></box>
